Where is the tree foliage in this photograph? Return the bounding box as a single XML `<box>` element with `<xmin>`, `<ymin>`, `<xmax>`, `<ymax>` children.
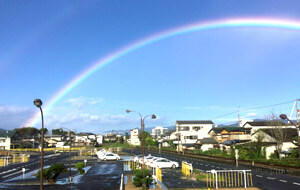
<box><xmin>139</xmin><ymin>131</ymin><xmax>158</xmax><ymax>147</ymax></box>
<box><xmin>75</xmin><ymin>162</ymin><xmax>85</xmax><ymax>174</ymax></box>
<box><xmin>266</xmin><ymin>112</ymin><xmax>286</xmax><ymax>159</ymax></box>
<box><xmin>133</xmin><ymin>169</ymin><xmax>153</xmax><ymax>187</ymax></box>
<box><xmin>36</xmin><ymin>163</ymin><xmax>67</xmax><ymax>182</ymax></box>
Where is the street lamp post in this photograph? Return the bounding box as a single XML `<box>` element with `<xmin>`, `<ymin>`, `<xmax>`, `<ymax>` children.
<box><xmin>60</xmin><ymin>128</ymin><xmax>73</xmax><ymax>182</ymax></box>
<box><xmin>33</xmin><ymin>99</ymin><xmax>44</xmax><ymax>190</ymax></box>
<box><xmin>279</xmin><ymin>114</ymin><xmax>300</xmax><ymax>160</ymax></box>
<box><xmin>126</xmin><ymin>110</ymin><xmax>156</xmax><ymax>190</ymax></box>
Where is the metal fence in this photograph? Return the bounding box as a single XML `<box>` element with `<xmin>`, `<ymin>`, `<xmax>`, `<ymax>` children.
<box><xmin>206</xmin><ymin>170</ymin><xmax>253</xmax><ymax>189</ymax></box>
<box><xmin>0</xmin><ymin>154</ymin><xmax>30</xmax><ymax>167</ymax></box>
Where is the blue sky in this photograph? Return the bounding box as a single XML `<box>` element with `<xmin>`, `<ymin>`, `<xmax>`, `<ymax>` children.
<box><xmin>1</xmin><ymin>0</ymin><xmax>300</xmax><ymax>133</ymax></box>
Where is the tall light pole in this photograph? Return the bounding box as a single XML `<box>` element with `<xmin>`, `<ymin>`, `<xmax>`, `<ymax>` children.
<box><xmin>60</xmin><ymin>128</ymin><xmax>73</xmax><ymax>182</ymax></box>
<box><xmin>279</xmin><ymin>114</ymin><xmax>300</xmax><ymax>160</ymax></box>
<box><xmin>33</xmin><ymin>99</ymin><xmax>44</xmax><ymax>190</ymax></box>
<box><xmin>126</xmin><ymin>110</ymin><xmax>156</xmax><ymax>190</ymax></box>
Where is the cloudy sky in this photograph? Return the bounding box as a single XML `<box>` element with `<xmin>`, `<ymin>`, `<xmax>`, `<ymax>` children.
<box><xmin>1</xmin><ymin>0</ymin><xmax>300</xmax><ymax>133</ymax></box>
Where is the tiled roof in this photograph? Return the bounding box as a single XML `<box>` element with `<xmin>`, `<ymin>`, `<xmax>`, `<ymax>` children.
<box><xmin>209</xmin><ymin>127</ymin><xmax>244</xmax><ymax>134</ymax></box>
<box><xmin>198</xmin><ymin>137</ymin><xmax>218</xmax><ymax>144</ymax></box>
<box><xmin>256</xmin><ymin>128</ymin><xmax>297</xmax><ymax>142</ymax></box>
<box><xmin>176</xmin><ymin>120</ymin><xmax>214</xmax><ymax>125</ymax></box>
<box><xmin>244</xmin><ymin>121</ymin><xmax>286</xmax><ymax>127</ymax></box>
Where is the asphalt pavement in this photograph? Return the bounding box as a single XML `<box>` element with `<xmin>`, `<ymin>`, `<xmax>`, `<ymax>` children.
<box><xmin>127</xmin><ymin>149</ymin><xmax>300</xmax><ymax>190</ymax></box>
<box><xmin>0</xmin><ymin>153</ymin><xmax>122</xmax><ymax>190</ymax></box>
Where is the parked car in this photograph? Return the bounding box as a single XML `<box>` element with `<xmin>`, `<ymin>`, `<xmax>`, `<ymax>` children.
<box><xmin>99</xmin><ymin>152</ymin><xmax>120</xmax><ymax>161</ymax></box>
<box><xmin>153</xmin><ymin>158</ymin><xmax>179</xmax><ymax>169</ymax></box>
<box><xmin>138</xmin><ymin>155</ymin><xmax>153</xmax><ymax>164</ymax></box>
<box><xmin>146</xmin><ymin>156</ymin><xmax>159</xmax><ymax>166</ymax></box>
<box><xmin>132</xmin><ymin>155</ymin><xmax>143</xmax><ymax>162</ymax></box>
<box><xmin>96</xmin><ymin>149</ymin><xmax>107</xmax><ymax>158</ymax></box>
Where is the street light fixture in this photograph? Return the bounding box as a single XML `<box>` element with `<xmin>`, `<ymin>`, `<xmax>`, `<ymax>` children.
<box><xmin>126</xmin><ymin>110</ymin><xmax>156</xmax><ymax>190</ymax></box>
<box><xmin>60</xmin><ymin>128</ymin><xmax>73</xmax><ymax>182</ymax></box>
<box><xmin>33</xmin><ymin>99</ymin><xmax>44</xmax><ymax>190</ymax></box>
<box><xmin>279</xmin><ymin>114</ymin><xmax>300</xmax><ymax>160</ymax></box>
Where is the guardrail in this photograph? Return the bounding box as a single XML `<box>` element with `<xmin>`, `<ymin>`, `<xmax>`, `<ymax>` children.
<box><xmin>12</xmin><ymin>147</ymin><xmax>89</xmax><ymax>152</ymax></box>
<box><xmin>0</xmin><ymin>154</ymin><xmax>30</xmax><ymax>167</ymax></box>
<box><xmin>206</xmin><ymin>169</ymin><xmax>253</xmax><ymax>189</ymax></box>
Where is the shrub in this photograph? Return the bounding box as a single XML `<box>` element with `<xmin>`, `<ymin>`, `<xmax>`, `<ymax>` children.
<box><xmin>75</xmin><ymin>162</ymin><xmax>85</xmax><ymax>174</ymax></box>
<box><xmin>36</xmin><ymin>163</ymin><xmax>67</xmax><ymax>182</ymax></box>
<box><xmin>196</xmin><ymin>174</ymin><xmax>206</xmax><ymax>181</ymax></box>
<box><xmin>133</xmin><ymin>169</ymin><xmax>153</xmax><ymax>187</ymax></box>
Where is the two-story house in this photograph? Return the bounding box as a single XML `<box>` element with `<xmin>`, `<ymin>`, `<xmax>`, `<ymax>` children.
<box><xmin>151</xmin><ymin>126</ymin><xmax>168</xmax><ymax>139</ymax></box>
<box><xmin>243</xmin><ymin>121</ymin><xmax>294</xmax><ymax>135</ymax></box>
<box><xmin>129</xmin><ymin>128</ymin><xmax>140</xmax><ymax>146</ymax></box>
<box><xmin>208</xmin><ymin>127</ymin><xmax>251</xmax><ymax>143</ymax></box>
<box><xmin>174</xmin><ymin>120</ymin><xmax>214</xmax><ymax>150</ymax></box>
<box><xmin>0</xmin><ymin>131</ymin><xmax>15</xmax><ymax>150</ymax></box>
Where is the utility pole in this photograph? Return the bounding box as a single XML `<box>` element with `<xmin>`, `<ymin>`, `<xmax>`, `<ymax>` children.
<box><xmin>296</xmin><ymin>99</ymin><xmax>299</xmax><ymax>125</ymax></box>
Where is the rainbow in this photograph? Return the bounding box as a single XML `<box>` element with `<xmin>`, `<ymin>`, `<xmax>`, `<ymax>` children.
<box><xmin>26</xmin><ymin>17</ymin><xmax>300</xmax><ymax>127</ymax></box>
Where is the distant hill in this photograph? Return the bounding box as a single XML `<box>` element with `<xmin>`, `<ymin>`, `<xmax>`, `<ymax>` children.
<box><xmin>104</xmin><ymin>125</ymin><xmax>176</xmax><ymax>135</ymax></box>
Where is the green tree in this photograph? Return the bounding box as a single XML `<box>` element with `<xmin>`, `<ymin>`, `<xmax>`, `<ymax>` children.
<box><xmin>75</xmin><ymin>162</ymin><xmax>85</xmax><ymax>174</ymax></box>
<box><xmin>52</xmin><ymin>129</ymin><xmax>64</xmax><ymax>135</ymax></box>
<box><xmin>133</xmin><ymin>169</ymin><xmax>153</xmax><ymax>187</ymax></box>
<box><xmin>36</xmin><ymin>163</ymin><xmax>67</xmax><ymax>183</ymax></box>
<box><xmin>40</xmin><ymin>128</ymin><xmax>48</xmax><ymax>135</ymax></box>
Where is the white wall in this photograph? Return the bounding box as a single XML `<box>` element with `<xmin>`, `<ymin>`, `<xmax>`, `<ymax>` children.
<box><xmin>96</xmin><ymin>135</ymin><xmax>103</xmax><ymax>144</ymax></box>
<box><xmin>0</xmin><ymin>137</ymin><xmax>10</xmax><ymax>150</ymax></box>
<box><xmin>130</xmin><ymin>129</ymin><xmax>140</xmax><ymax>146</ymax></box>
<box><xmin>201</xmin><ymin>144</ymin><xmax>214</xmax><ymax>151</ymax></box>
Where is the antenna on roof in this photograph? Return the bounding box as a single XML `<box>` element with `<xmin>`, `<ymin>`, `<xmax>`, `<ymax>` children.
<box><xmin>238</xmin><ymin>106</ymin><xmax>242</xmax><ymax>127</ymax></box>
<box><xmin>289</xmin><ymin>99</ymin><xmax>300</xmax><ymax>123</ymax></box>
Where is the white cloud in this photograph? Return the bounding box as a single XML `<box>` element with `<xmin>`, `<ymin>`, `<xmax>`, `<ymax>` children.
<box><xmin>0</xmin><ymin>105</ymin><xmax>34</xmax><ymax>129</ymax></box>
<box><xmin>247</xmin><ymin>113</ymin><xmax>257</xmax><ymax>117</ymax></box>
<box><xmin>65</xmin><ymin>96</ymin><xmax>104</xmax><ymax>109</ymax></box>
<box><xmin>183</xmin><ymin>106</ymin><xmax>236</xmax><ymax>111</ymax></box>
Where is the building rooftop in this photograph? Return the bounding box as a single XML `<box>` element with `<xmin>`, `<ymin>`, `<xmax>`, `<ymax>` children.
<box><xmin>243</xmin><ymin>121</ymin><xmax>286</xmax><ymax>127</ymax></box>
<box><xmin>197</xmin><ymin>137</ymin><xmax>218</xmax><ymax>144</ymax></box>
<box><xmin>254</xmin><ymin>128</ymin><xmax>297</xmax><ymax>142</ymax></box>
<box><xmin>176</xmin><ymin>120</ymin><xmax>214</xmax><ymax>125</ymax></box>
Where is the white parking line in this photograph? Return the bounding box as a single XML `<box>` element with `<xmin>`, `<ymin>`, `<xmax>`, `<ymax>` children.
<box><xmin>3</xmin><ymin>170</ymin><xmax>25</xmax><ymax>178</ymax></box>
<box><xmin>293</xmin><ymin>182</ymin><xmax>300</xmax><ymax>186</ymax></box>
<box><xmin>267</xmin><ymin>177</ymin><xmax>275</xmax><ymax>180</ymax></box>
<box><xmin>256</xmin><ymin>175</ymin><xmax>263</xmax><ymax>178</ymax></box>
<box><xmin>279</xmin><ymin>180</ymin><xmax>287</xmax><ymax>183</ymax></box>
<box><xmin>0</xmin><ymin>168</ymin><xmax>17</xmax><ymax>175</ymax></box>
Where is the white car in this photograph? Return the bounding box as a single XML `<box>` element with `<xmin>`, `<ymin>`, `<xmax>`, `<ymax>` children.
<box><xmin>139</xmin><ymin>155</ymin><xmax>153</xmax><ymax>164</ymax></box>
<box><xmin>99</xmin><ymin>152</ymin><xmax>120</xmax><ymax>161</ymax></box>
<box><xmin>146</xmin><ymin>157</ymin><xmax>160</xmax><ymax>166</ymax></box>
<box><xmin>132</xmin><ymin>155</ymin><xmax>143</xmax><ymax>162</ymax></box>
<box><xmin>96</xmin><ymin>149</ymin><xmax>107</xmax><ymax>158</ymax></box>
<box><xmin>153</xmin><ymin>158</ymin><xmax>179</xmax><ymax>169</ymax></box>
<box><xmin>149</xmin><ymin>157</ymin><xmax>164</xmax><ymax>167</ymax></box>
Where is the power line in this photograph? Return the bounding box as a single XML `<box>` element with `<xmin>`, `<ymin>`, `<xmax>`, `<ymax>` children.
<box><xmin>211</xmin><ymin>100</ymin><xmax>294</xmax><ymax>120</ymax></box>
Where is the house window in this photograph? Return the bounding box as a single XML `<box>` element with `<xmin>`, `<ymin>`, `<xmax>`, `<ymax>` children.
<box><xmin>180</xmin><ymin>126</ymin><xmax>189</xmax><ymax>131</ymax></box>
<box><xmin>184</xmin><ymin>135</ymin><xmax>197</xmax><ymax>140</ymax></box>
<box><xmin>192</xmin><ymin>126</ymin><xmax>203</xmax><ymax>131</ymax></box>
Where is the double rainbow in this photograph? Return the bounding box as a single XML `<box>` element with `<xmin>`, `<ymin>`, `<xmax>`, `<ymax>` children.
<box><xmin>26</xmin><ymin>18</ymin><xmax>300</xmax><ymax>127</ymax></box>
